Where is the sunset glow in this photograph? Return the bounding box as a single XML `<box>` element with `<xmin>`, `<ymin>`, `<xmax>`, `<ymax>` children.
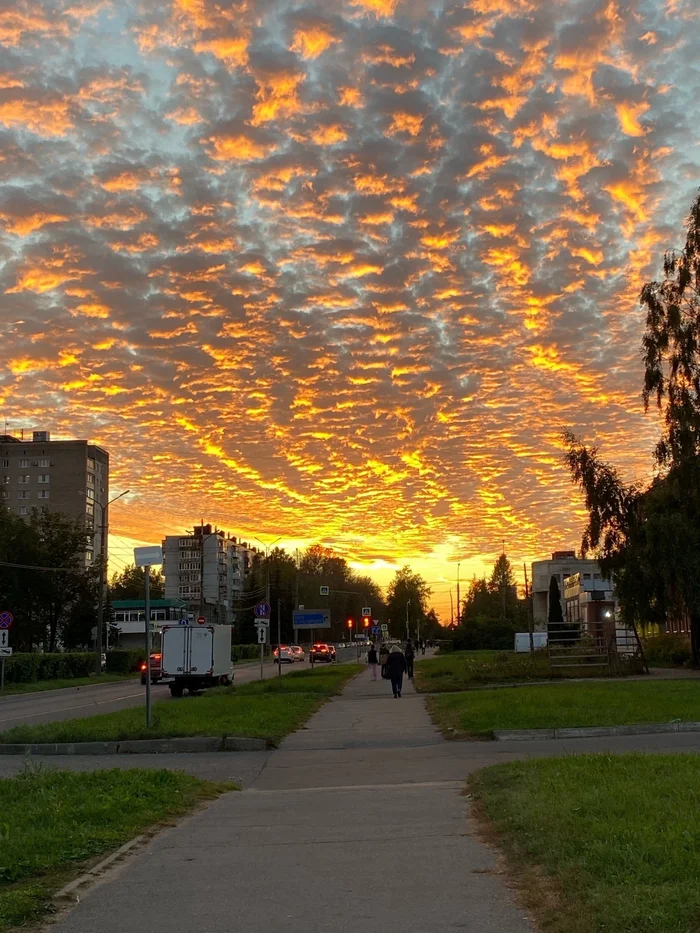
<box><xmin>2</xmin><ymin>0</ymin><xmax>699</xmax><ymax>619</ymax></box>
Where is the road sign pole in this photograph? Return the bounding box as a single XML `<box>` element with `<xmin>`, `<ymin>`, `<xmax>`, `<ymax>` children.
<box><xmin>277</xmin><ymin>599</ymin><xmax>282</xmax><ymax>679</ymax></box>
<box><xmin>260</xmin><ymin>639</ymin><xmax>264</xmax><ymax>681</ymax></box>
<box><xmin>1</xmin><ymin>658</ymin><xmax>5</xmax><ymax>692</ymax></box>
<box><xmin>144</xmin><ymin>564</ymin><xmax>152</xmax><ymax>728</ymax></box>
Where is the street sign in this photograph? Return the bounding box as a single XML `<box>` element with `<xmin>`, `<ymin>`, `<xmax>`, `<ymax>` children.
<box><xmin>255</xmin><ymin>618</ymin><xmax>270</xmax><ymax>627</ymax></box>
<box><xmin>197</xmin><ymin>616</ymin><xmax>206</xmax><ymax>625</ymax></box>
<box><xmin>371</xmin><ymin>626</ymin><xmax>382</xmax><ymax>635</ymax></box>
<box><xmin>319</xmin><ymin>585</ymin><xmax>330</xmax><ymax>596</ymax></box>
<box><xmin>0</xmin><ymin>647</ymin><xmax>12</xmax><ymax>657</ymax></box>
<box><xmin>254</xmin><ymin>602</ymin><xmax>272</xmax><ymax>618</ymax></box>
<box><xmin>257</xmin><ymin>626</ymin><xmax>268</xmax><ymax>644</ymax></box>
<box><xmin>381</xmin><ymin>623</ymin><xmax>388</xmax><ymax>632</ymax></box>
<box><xmin>0</xmin><ymin>612</ymin><xmax>13</xmax><ymax>630</ymax></box>
<box><xmin>178</xmin><ymin>617</ymin><xmax>189</xmax><ymax>625</ymax></box>
<box><xmin>0</xmin><ymin>631</ymin><xmax>9</xmax><ymax>648</ymax></box>
<box><xmin>134</xmin><ymin>545</ymin><xmax>163</xmax><ymax>567</ymax></box>
<box><xmin>293</xmin><ymin>610</ymin><xmax>331</xmax><ymax>630</ymax></box>
<box><xmin>362</xmin><ymin>606</ymin><xmax>371</xmax><ymax>617</ymax></box>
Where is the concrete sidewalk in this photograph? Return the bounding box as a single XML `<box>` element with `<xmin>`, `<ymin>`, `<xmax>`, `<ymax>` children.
<box><xmin>48</xmin><ymin>669</ymin><xmax>535</xmax><ymax>933</ymax></box>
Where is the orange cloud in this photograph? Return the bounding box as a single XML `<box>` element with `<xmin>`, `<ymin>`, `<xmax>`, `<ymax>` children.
<box><xmin>290</xmin><ymin>25</ymin><xmax>340</xmax><ymax>59</ymax></box>
<box><xmin>251</xmin><ymin>71</ymin><xmax>306</xmax><ymax>125</ymax></box>
<box><xmin>204</xmin><ymin>133</ymin><xmax>276</xmax><ymax>161</ymax></box>
<box><xmin>386</xmin><ymin>112</ymin><xmax>423</xmax><ymax>136</ymax></box>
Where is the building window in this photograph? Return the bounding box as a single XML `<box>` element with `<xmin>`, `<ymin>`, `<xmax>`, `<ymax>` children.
<box><xmin>1</xmin><ymin>491</ymin><xmax>7</xmax><ymax>499</ymax></box>
<box><xmin>17</xmin><ymin>475</ymin><xmax>29</xmax><ymax>484</ymax></box>
<box><xmin>87</xmin><ymin>473</ymin><xmax>95</xmax><ymax>485</ymax></box>
<box><xmin>583</xmin><ymin>573</ymin><xmax>591</xmax><ymax>580</ymax></box>
<box><xmin>1</xmin><ymin>460</ymin><xmax>7</xmax><ymax>468</ymax></box>
<box><xmin>86</xmin><ymin>503</ymin><xmax>94</xmax><ymax>516</ymax></box>
<box><xmin>114</xmin><ymin>612</ymin><xmax>126</xmax><ymax>623</ymax></box>
<box><xmin>3</xmin><ymin>476</ymin><xmax>8</xmax><ymax>484</ymax></box>
<box><xmin>18</xmin><ymin>459</ymin><xmax>28</xmax><ymax>468</ymax></box>
<box><xmin>37</xmin><ymin>474</ymin><xmax>49</xmax><ymax>484</ymax></box>
<box><xmin>17</xmin><ymin>491</ymin><xmax>29</xmax><ymax>500</ymax></box>
<box><xmin>38</xmin><ymin>490</ymin><xmax>49</xmax><ymax>500</ymax></box>
<box><xmin>19</xmin><ymin>506</ymin><xmax>28</xmax><ymax>516</ymax></box>
<box><xmin>38</xmin><ymin>458</ymin><xmax>49</xmax><ymax>468</ymax></box>
<box><xmin>85</xmin><ymin>551</ymin><xmax>93</xmax><ymax>563</ymax></box>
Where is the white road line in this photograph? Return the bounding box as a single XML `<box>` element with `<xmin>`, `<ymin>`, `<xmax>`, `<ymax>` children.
<box><xmin>0</xmin><ymin>691</ymin><xmax>146</xmax><ymax>724</ymax></box>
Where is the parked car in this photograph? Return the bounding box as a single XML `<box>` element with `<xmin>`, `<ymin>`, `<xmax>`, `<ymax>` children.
<box><xmin>290</xmin><ymin>645</ymin><xmax>305</xmax><ymax>662</ymax></box>
<box><xmin>274</xmin><ymin>645</ymin><xmax>295</xmax><ymax>664</ymax></box>
<box><xmin>140</xmin><ymin>653</ymin><xmax>164</xmax><ymax>685</ymax></box>
<box><xmin>310</xmin><ymin>643</ymin><xmax>335</xmax><ymax>663</ymax></box>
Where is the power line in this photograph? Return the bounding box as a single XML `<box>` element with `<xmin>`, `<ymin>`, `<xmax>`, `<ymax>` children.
<box><xmin>0</xmin><ymin>558</ymin><xmax>84</xmax><ymax>573</ymax></box>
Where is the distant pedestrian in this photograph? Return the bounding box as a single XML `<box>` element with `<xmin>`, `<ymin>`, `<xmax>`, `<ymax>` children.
<box><xmin>386</xmin><ymin>645</ymin><xmax>407</xmax><ymax>698</ymax></box>
<box><xmin>379</xmin><ymin>642</ymin><xmax>390</xmax><ymax>678</ymax></box>
<box><xmin>405</xmin><ymin>639</ymin><xmax>415</xmax><ymax>678</ymax></box>
<box><xmin>420</xmin><ymin>638</ymin><xmax>426</xmax><ymax>655</ymax></box>
<box><xmin>367</xmin><ymin>643</ymin><xmax>379</xmax><ymax>681</ymax></box>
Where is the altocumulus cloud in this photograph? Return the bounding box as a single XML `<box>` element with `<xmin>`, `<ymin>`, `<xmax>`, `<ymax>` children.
<box><xmin>1</xmin><ymin>0</ymin><xmax>699</xmax><ymax>579</ymax></box>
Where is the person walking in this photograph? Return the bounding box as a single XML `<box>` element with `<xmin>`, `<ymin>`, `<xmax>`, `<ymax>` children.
<box><xmin>378</xmin><ymin>642</ymin><xmax>390</xmax><ymax>679</ymax></box>
<box><xmin>420</xmin><ymin>638</ymin><xmax>426</xmax><ymax>655</ymax></box>
<box><xmin>405</xmin><ymin>639</ymin><xmax>415</xmax><ymax>679</ymax></box>
<box><xmin>367</xmin><ymin>642</ymin><xmax>379</xmax><ymax>681</ymax></box>
<box><xmin>385</xmin><ymin>645</ymin><xmax>407</xmax><ymax>698</ymax></box>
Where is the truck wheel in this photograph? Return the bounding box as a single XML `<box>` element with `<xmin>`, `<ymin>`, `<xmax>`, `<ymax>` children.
<box><xmin>169</xmin><ymin>683</ymin><xmax>184</xmax><ymax>698</ymax></box>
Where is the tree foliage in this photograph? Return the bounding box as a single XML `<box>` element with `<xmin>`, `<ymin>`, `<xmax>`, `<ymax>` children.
<box><xmin>109</xmin><ymin>565</ymin><xmax>164</xmax><ymax>600</ymax></box>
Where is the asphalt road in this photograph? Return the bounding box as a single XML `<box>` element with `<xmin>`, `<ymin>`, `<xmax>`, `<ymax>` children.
<box><xmin>0</xmin><ymin>646</ymin><xmax>362</xmax><ymax>732</ymax></box>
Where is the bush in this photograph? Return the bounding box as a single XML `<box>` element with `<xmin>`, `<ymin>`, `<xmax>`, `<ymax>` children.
<box><xmin>453</xmin><ymin>616</ymin><xmax>520</xmax><ymax>651</ymax></box>
<box><xmin>437</xmin><ymin>640</ymin><xmax>454</xmax><ymax>653</ymax></box>
<box><xmin>644</xmin><ymin>635</ymin><xmax>691</xmax><ymax>667</ymax></box>
<box><xmin>3</xmin><ymin>652</ymin><xmax>99</xmax><ymax>684</ymax></box>
<box><xmin>232</xmin><ymin>644</ymin><xmax>259</xmax><ymax>662</ymax></box>
<box><xmin>105</xmin><ymin>649</ymin><xmax>146</xmax><ymax>674</ymax></box>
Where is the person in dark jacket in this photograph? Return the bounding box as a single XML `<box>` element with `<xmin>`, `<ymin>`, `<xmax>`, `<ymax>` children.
<box><xmin>367</xmin><ymin>643</ymin><xmax>379</xmax><ymax>681</ymax></box>
<box><xmin>404</xmin><ymin>639</ymin><xmax>415</xmax><ymax>678</ymax></box>
<box><xmin>386</xmin><ymin>646</ymin><xmax>407</xmax><ymax>698</ymax></box>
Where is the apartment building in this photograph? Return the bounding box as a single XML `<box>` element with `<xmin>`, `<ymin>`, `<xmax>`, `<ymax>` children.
<box><xmin>0</xmin><ymin>430</ymin><xmax>109</xmax><ymax>567</ymax></box>
<box><xmin>531</xmin><ymin>550</ymin><xmax>603</xmax><ymax>625</ymax></box>
<box><xmin>162</xmin><ymin>524</ymin><xmax>257</xmax><ymax>626</ymax></box>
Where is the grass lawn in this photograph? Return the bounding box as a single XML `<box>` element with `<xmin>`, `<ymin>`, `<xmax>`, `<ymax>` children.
<box><xmin>427</xmin><ymin>679</ymin><xmax>700</xmax><ymax>738</ymax></box>
<box><xmin>0</xmin><ymin>674</ymin><xmax>134</xmax><ymax>696</ymax></box>
<box><xmin>415</xmin><ymin>650</ymin><xmax>642</xmax><ymax>693</ymax></box>
<box><xmin>470</xmin><ymin>754</ymin><xmax>700</xmax><ymax>933</ymax></box>
<box><xmin>0</xmin><ymin>766</ymin><xmax>232</xmax><ymax>930</ymax></box>
<box><xmin>0</xmin><ymin>664</ymin><xmax>362</xmax><ymax>746</ymax></box>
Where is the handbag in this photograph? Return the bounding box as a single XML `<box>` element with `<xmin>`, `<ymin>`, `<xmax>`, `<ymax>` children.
<box><xmin>381</xmin><ymin>664</ymin><xmax>388</xmax><ymax>679</ymax></box>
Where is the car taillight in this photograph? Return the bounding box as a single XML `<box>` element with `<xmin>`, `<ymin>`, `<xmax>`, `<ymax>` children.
<box><xmin>140</xmin><ymin>663</ymin><xmax>147</xmax><ymax>671</ymax></box>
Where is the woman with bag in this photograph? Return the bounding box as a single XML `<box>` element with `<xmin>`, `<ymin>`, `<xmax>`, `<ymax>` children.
<box><xmin>367</xmin><ymin>643</ymin><xmax>379</xmax><ymax>681</ymax></box>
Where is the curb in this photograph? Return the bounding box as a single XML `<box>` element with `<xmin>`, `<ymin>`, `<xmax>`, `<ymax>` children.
<box><xmin>493</xmin><ymin>721</ymin><xmax>700</xmax><ymax>741</ymax></box>
<box><xmin>54</xmin><ymin>835</ymin><xmax>146</xmax><ymax>902</ymax></box>
<box><xmin>0</xmin><ymin>735</ymin><xmax>267</xmax><ymax>755</ymax></box>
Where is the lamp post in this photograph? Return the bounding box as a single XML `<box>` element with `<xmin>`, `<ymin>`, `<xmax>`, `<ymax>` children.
<box><xmin>405</xmin><ymin>598</ymin><xmax>411</xmax><ymax>641</ymax></box>
<box><xmin>92</xmin><ymin>489</ymin><xmax>129</xmax><ymax>675</ymax></box>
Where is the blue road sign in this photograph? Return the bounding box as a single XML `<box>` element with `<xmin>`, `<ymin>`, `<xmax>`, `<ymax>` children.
<box><xmin>293</xmin><ymin>610</ymin><xmax>331</xmax><ymax>630</ymax></box>
<box><xmin>0</xmin><ymin>612</ymin><xmax>13</xmax><ymax>630</ymax></box>
<box><xmin>371</xmin><ymin>626</ymin><xmax>382</xmax><ymax>635</ymax></box>
<box><xmin>254</xmin><ymin>602</ymin><xmax>272</xmax><ymax>618</ymax></box>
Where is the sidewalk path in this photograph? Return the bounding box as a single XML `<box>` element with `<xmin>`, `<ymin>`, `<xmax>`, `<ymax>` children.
<box><xmin>48</xmin><ymin>670</ymin><xmax>536</xmax><ymax>933</ymax></box>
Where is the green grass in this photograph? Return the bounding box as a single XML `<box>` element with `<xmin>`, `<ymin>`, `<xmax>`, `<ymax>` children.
<box><xmin>470</xmin><ymin>754</ymin><xmax>700</xmax><ymax>933</ymax></box>
<box><xmin>0</xmin><ymin>664</ymin><xmax>362</xmax><ymax>746</ymax></box>
<box><xmin>0</xmin><ymin>765</ymin><xmax>232</xmax><ymax>930</ymax></box>
<box><xmin>0</xmin><ymin>674</ymin><xmax>134</xmax><ymax>696</ymax></box>
<box><xmin>427</xmin><ymin>679</ymin><xmax>700</xmax><ymax>737</ymax></box>
<box><xmin>415</xmin><ymin>649</ymin><xmax>642</xmax><ymax>693</ymax></box>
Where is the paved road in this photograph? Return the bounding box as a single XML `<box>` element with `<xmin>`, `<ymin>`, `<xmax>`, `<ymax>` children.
<box><xmin>0</xmin><ymin>647</ymin><xmax>361</xmax><ymax>732</ymax></box>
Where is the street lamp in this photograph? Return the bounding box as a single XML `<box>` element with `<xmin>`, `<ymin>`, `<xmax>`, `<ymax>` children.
<box><xmin>91</xmin><ymin>489</ymin><xmax>130</xmax><ymax>674</ymax></box>
<box><xmin>405</xmin><ymin>598</ymin><xmax>411</xmax><ymax>641</ymax></box>
<box><xmin>251</xmin><ymin>536</ymin><xmax>283</xmax><ymax>678</ymax></box>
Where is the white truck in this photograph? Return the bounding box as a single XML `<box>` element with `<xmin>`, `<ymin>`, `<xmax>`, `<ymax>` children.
<box><xmin>161</xmin><ymin>624</ymin><xmax>233</xmax><ymax>697</ymax></box>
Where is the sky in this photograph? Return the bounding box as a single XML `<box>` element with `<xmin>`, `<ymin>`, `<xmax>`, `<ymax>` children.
<box><xmin>1</xmin><ymin>0</ymin><xmax>699</xmax><ymax>621</ymax></box>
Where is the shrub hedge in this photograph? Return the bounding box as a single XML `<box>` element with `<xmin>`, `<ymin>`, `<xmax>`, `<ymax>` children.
<box><xmin>643</xmin><ymin>634</ymin><xmax>691</xmax><ymax>667</ymax></box>
<box><xmin>105</xmin><ymin>649</ymin><xmax>146</xmax><ymax>674</ymax></box>
<box><xmin>232</xmin><ymin>644</ymin><xmax>259</xmax><ymax>662</ymax></box>
<box><xmin>3</xmin><ymin>652</ymin><xmax>98</xmax><ymax>684</ymax></box>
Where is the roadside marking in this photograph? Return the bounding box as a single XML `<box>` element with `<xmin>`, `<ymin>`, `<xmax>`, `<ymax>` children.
<box><xmin>246</xmin><ymin>780</ymin><xmax>463</xmax><ymax>794</ymax></box>
<box><xmin>0</xmin><ymin>692</ymin><xmax>147</xmax><ymax>725</ymax></box>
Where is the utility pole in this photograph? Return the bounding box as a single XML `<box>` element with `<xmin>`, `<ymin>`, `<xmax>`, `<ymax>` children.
<box><xmin>449</xmin><ymin>589</ymin><xmax>454</xmax><ymax>627</ymax></box>
<box><xmin>144</xmin><ymin>563</ymin><xmax>152</xmax><ymax>727</ymax></box>
<box><xmin>93</xmin><ymin>489</ymin><xmax>129</xmax><ymax>675</ymax></box>
<box><xmin>277</xmin><ymin>598</ymin><xmax>282</xmax><ymax>679</ymax></box>
<box><xmin>524</xmin><ymin>562</ymin><xmax>534</xmax><ymax>655</ymax></box>
<box><xmin>405</xmin><ymin>598</ymin><xmax>411</xmax><ymax>641</ymax></box>
<box><xmin>501</xmin><ymin>540</ymin><xmax>506</xmax><ymax>623</ymax></box>
<box><xmin>456</xmin><ymin>563</ymin><xmax>461</xmax><ymax>628</ymax></box>
<box><xmin>199</xmin><ymin>517</ymin><xmax>205</xmax><ymax>621</ymax></box>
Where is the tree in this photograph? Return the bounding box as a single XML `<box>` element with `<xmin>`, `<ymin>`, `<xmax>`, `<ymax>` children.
<box><xmin>109</xmin><ymin>565</ymin><xmax>164</xmax><ymax>600</ymax></box>
<box><xmin>386</xmin><ymin>566</ymin><xmax>430</xmax><ymax>640</ymax></box>
<box><xmin>488</xmin><ymin>554</ymin><xmax>517</xmax><ymax>621</ymax></box>
<box><xmin>547</xmin><ymin>576</ymin><xmax>564</xmax><ymax>628</ymax></box>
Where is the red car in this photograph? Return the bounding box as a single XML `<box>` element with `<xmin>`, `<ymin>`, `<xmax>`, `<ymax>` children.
<box><xmin>140</xmin><ymin>653</ymin><xmax>164</xmax><ymax>685</ymax></box>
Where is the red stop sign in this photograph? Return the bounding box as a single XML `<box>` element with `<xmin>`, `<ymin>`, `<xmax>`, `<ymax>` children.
<box><xmin>197</xmin><ymin>616</ymin><xmax>206</xmax><ymax>625</ymax></box>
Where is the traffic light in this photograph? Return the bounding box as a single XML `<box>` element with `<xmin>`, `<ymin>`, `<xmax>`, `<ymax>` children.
<box><xmin>347</xmin><ymin>618</ymin><xmax>353</xmax><ymax>629</ymax></box>
<box><xmin>362</xmin><ymin>615</ymin><xmax>371</xmax><ymax>628</ymax></box>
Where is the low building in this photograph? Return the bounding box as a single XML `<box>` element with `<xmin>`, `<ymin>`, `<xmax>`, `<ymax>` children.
<box><xmin>111</xmin><ymin>598</ymin><xmax>188</xmax><ymax>650</ymax></box>
<box><xmin>563</xmin><ymin>573</ymin><xmax>616</xmax><ymax>631</ymax></box>
<box><xmin>531</xmin><ymin>550</ymin><xmax>603</xmax><ymax>625</ymax></box>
